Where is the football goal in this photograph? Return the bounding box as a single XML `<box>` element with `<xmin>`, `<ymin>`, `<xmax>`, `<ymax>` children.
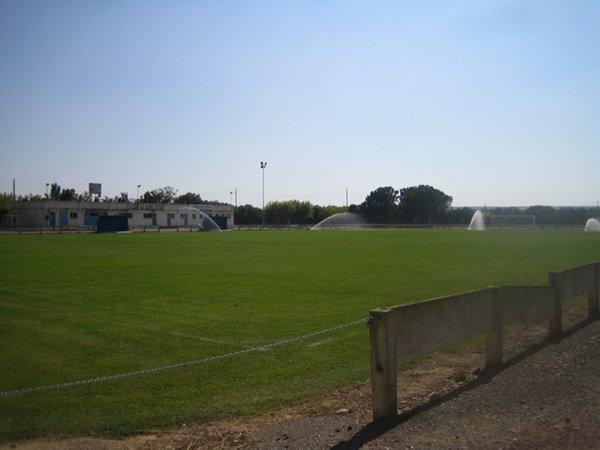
<box><xmin>489</xmin><ymin>215</ymin><xmax>536</xmax><ymax>228</ymax></box>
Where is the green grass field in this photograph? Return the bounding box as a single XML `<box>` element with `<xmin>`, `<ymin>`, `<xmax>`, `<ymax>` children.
<box><xmin>1</xmin><ymin>229</ymin><xmax>599</xmax><ymax>441</ymax></box>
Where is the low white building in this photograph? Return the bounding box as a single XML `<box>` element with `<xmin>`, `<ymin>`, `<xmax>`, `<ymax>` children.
<box><xmin>9</xmin><ymin>201</ymin><xmax>234</xmax><ymax>230</ymax></box>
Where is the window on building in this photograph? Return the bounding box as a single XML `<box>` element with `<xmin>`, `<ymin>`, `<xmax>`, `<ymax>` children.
<box><xmin>192</xmin><ymin>214</ymin><xmax>196</xmax><ymax>219</ymax></box>
<box><xmin>119</xmin><ymin>213</ymin><xmax>133</xmax><ymax>218</ymax></box>
<box><xmin>69</xmin><ymin>212</ymin><xmax>78</xmax><ymax>218</ymax></box>
<box><xmin>89</xmin><ymin>212</ymin><xmax>99</xmax><ymax>217</ymax></box>
<box><xmin>143</xmin><ymin>213</ymin><xmax>153</xmax><ymax>219</ymax></box>
<box><xmin>167</xmin><ymin>213</ymin><xmax>175</xmax><ymax>218</ymax></box>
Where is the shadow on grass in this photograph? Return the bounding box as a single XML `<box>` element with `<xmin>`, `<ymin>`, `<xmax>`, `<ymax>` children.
<box><xmin>333</xmin><ymin>314</ymin><xmax>599</xmax><ymax>450</ymax></box>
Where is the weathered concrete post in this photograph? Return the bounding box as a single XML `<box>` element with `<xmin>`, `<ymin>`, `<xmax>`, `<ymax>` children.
<box><xmin>369</xmin><ymin>309</ymin><xmax>397</xmax><ymax>422</ymax></box>
<box><xmin>485</xmin><ymin>287</ymin><xmax>503</xmax><ymax>367</ymax></box>
<box><xmin>589</xmin><ymin>262</ymin><xmax>600</xmax><ymax>318</ymax></box>
<box><xmin>548</xmin><ymin>272</ymin><xmax>562</xmax><ymax>337</ymax></box>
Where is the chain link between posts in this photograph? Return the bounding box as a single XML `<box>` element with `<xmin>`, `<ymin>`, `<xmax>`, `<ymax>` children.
<box><xmin>0</xmin><ymin>317</ymin><xmax>368</xmax><ymax>398</ymax></box>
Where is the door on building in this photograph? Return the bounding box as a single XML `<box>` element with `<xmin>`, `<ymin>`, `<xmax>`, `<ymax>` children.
<box><xmin>211</xmin><ymin>216</ymin><xmax>228</xmax><ymax>230</ymax></box>
<box><xmin>167</xmin><ymin>213</ymin><xmax>174</xmax><ymax>227</ymax></box>
<box><xmin>85</xmin><ymin>212</ymin><xmax>100</xmax><ymax>227</ymax></box>
<box><xmin>97</xmin><ymin>215</ymin><xmax>128</xmax><ymax>232</ymax></box>
<box><xmin>59</xmin><ymin>210</ymin><xmax>69</xmax><ymax>227</ymax></box>
<box><xmin>181</xmin><ymin>213</ymin><xmax>188</xmax><ymax>226</ymax></box>
<box><xmin>48</xmin><ymin>212</ymin><xmax>56</xmax><ymax>227</ymax></box>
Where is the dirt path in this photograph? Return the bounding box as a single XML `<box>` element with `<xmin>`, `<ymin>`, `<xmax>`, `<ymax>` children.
<box><xmin>255</xmin><ymin>313</ymin><xmax>600</xmax><ymax>449</ymax></box>
<box><xmin>5</xmin><ymin>302</ymin><xmax>599</xmax><ymax>449</ymax></box>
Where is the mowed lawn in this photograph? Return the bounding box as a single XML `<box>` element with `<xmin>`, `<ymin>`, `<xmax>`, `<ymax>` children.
<box><xmin>1</xmin><ymin>229</ymin><xmax>599</xmax><ymax>440</ymax></box>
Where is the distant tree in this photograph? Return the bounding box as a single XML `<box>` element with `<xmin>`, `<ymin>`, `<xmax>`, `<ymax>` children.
<box><xmin>321</xmin><ymin>205</ymin><xmax>346</xmax><ymax>217</ymax></box>
<box><xmin>0</xmin><ymin>193</ymin><xmax>15</xmax><ymax>218</ymax></box>
<box><xmin>488</xmin><ymin>206</ymin><xmax>524</xmax><ymax>216</ymax></box>
<box><xmin>78</xmin><ymin>191</ymin><xmax>92</xmax><ymax>202</ymax></box>
<box><xmin>175</xmin><ymin>192</ymin><xmax>202</xmax><ymax>204</ymax></box>
<box><xmin>234</xmin><ymin>204</ymin><xmax>263</xmax><ymax>225</ymax></box>
<box><xmin>523</xmin><ymin>205</ymin><xmax>554</xmax><ymax>224</ymax></box>
<box><xmin>58</xmin><ymin>188</ymin><xmax>77</xmax><ymax>201</ymax></box>
<box><xmin>264</xmin><ymin>201</ymin><xmax>296</xmax><ymax>224</ymax></box>
<box><xmin>142</xmin><ymin>186</ymin><xmax>178</xmax><ymax>204</ymax></box>
<box><xmin>103</xmin><ymin>192</ymin><xmax>129</xmax><ymax>203</ymax></box>
<box><xmin>198</xmin><ymin>198</ymin><xmax>228</xmax><ymax>205</ymax></box>
<box><xmin>50</xmin><ymin>183</ymin><xmax>61</xmax><ymax>200</ymax></box>
<box><xmin>361</xmin><ymin>186</ymin><xmax>399</xmax><ymax>223</ymax></box>
<box><xmin>555</xmin><ymin>207</ymin><xmax>591</xmax><ymax>225</ymax></box>
<box><xmin>312</xmin><ymin>205</ymin><xmax>325</xmax><ymax>223</ymax></box>
<box><xmin>398</xmin><ymin>185</ymin><xmax>452</xmax><ymax>224</ymax></box>
<box><xmin>312</xmin><ymin>205</ymin><xmax>347</xmax><ymax>224</ymax></box>
<box><xmin>260</xmin><ymin>200</ymin><xmax>344</xmax><ymax>224</ymax></box>
<box><xmin>290</xmin><ymin>200</ymin><xmax>314</xmax><ymax>224</ymax></box>
<box><xmin>16</xmin><ymin>194</ymin><xmax>44</xmax><ymax>202</ymax></box>
<box><xmin>348</xmin><ymin>204</ymin><xmax>360</xmax><ymax>213</ymax></box>
<box><xmin>445</xmin><ymin>207</ymin><xmax>475</xmax><ymax>225</ymax></box>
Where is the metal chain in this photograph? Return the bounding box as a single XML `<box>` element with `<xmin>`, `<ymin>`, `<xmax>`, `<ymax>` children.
<box><xmin>0</xmin><ymin>317</ymin><xmax>367</xmax><ymax>398</ymax></box>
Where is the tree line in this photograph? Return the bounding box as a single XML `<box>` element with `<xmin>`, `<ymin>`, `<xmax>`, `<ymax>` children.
<box><xmin>235</xmin><ymin>185</ymin><xmax>600</xmax><ymax>226</ymax></box>
<box><xmin>11</xmin><ymin>184</ymin><xmax>227</xmax><ymax>205</ymax></box>
<box><xmin>235</xmin><ymin>202</ymin><xmax>347</xmax><ymax>225</ymax></box>
<box><xmin>3</xmin><ymin>183</ymin><xmax>599</xmax><ymax>226</ymax></box>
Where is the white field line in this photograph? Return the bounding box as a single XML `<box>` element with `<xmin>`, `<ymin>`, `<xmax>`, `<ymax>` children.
<box><xmin>0</xmin><ymin>318</ymin><xmax>366</xmax><ymax>398</ymax></box>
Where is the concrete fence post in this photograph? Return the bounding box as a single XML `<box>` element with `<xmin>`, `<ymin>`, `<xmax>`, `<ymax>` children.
<box><xmin>485</xmin><ymin>288</ymin><xmax>503</xmax><ymax>367</ymax></box>
<box><xmin>548</xmin><ymin>272</ymin><xmax>562</xmax><ymax>337</ymax></box>
<box><xmin>589</xmin><ymin>262</ymin><xmax>600</xmax><ymax>318</ymax></box>
<box><xmin>369</xmin><ymin>310</ymin><xmax>397</xmax><ymax>422</ymax></box>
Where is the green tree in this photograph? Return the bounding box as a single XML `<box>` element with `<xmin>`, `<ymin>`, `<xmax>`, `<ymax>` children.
<box><xmin>264</xmin><ymin>201</ymin><xmax>296</xmax><ymax>224</ymax></box>
<box><xmin>175</xmin><ymin>192</ymin><xmax>202</xmax><ymax>204</ymax></box>
<box><xmin>290</xmin><ymin>200</ymin><xmax>314</xmax><ymax>224</ymax></box>
<box><xmin>50</xmin><ymin>183</ymin><xmax>61</xmax><ymax>200</ymax></box>
<box><xmin>361</xmin><ymin>186</ymin><xmax>399</xmax><ymax>223</ymax></box>
<box><xmin>445</xmin><ymin>207</ymin><xmax>475</xmax><ymax>225</ymax></box>
<box><xmin>234</xmin><ymin>204</ymin><xmax>262</xmax><ymax>225</ymax></box>
<box><xmin>78</xmin><ymin>191</ymin><xmax>92</xmax><ymax>202</ymax></box>
<box><xmin>104</xmin><ymin>192</ymin><xmax>130</xmax><ymax>203</ymax></box>
<box><xmin>17</xmin><ymin>194</ymin><xmax>44</xmax><ymax>202</ymax></box>
<box><xmin>142</xmin><ymin>186</ymin><xmax>178</xmax><ymax>204</ymax></box>
<box><xmin>59</xmin><ymin>188</ymin><xmax>77</xmax><ymax>201</ymax></box>
<box><xmin>398</xmin><ymin>185</ymin><xmax>452</xmax><ymax>224</ymax></box>
<box><xmin>0</xmin><ymin>193</ymin><xmax>15</xmax><ymax>218</ymax></box>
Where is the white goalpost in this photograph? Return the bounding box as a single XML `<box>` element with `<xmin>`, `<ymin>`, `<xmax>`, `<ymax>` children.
<box><xmin>489</xmin><ymin>214</ymin><xmax>536</xmax><ymax>228</ymax></box>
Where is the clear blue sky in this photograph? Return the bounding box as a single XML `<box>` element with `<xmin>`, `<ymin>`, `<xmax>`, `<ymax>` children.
<box><xmin>1</xmin><ymin>0</ymin><xmax>598</xmax><ymax>206</ymax></box>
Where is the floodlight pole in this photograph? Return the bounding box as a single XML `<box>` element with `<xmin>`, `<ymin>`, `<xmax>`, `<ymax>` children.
<box><xmin>260</xmin><ymin>161</ymin><xmax>267</xmax><ymax>226</ymax></box>
<box><xmin>137</xmin><ymin>184</ymin><xmax>141</xmax><ymax>209</ymax></box>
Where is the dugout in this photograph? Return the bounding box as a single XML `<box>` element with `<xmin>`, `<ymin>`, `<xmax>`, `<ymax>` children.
<box><xmin>96</xmin><ymin>215</ymin><xmax>128</xmax><ymax>233</ymax></box>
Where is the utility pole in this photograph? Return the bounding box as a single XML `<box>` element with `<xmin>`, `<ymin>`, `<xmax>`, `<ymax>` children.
<box><xmin>46</xmin><ymin>183</ymin><xmax>50</xmax><ymax>197</ymax></box>
<box><xmin>260</xmin><ymin>161</ymin><xmax>267</xmax><ymax>226</ymax></box>
<box><xmin>12</xmin><ymin>178</ymin><xmax>16</xmax><ymax>201</ymax></box>
<box><xmin>346</xmin><ymin>188</ymin><xmax>348</xmax><ymax>208</ymax></box>
<box><xmin>234</xmin><ymin>188</ymin><xmax>238</xmax><ymax>208</ymax></box>
<box><xmin>229</xmin><ymin>191</ymin><xmax>233</xmax><ymax>205</ymax></box>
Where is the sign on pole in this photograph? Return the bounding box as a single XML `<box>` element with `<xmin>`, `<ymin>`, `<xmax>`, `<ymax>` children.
<box><xmin>89</xmin><ymin>183</ymin><xmax>102</xmax><ymax>196</ymax></box>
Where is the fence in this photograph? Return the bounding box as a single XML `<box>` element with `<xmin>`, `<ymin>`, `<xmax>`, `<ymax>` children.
<box><xmin>368</xmin><ymin>260</ymin><xmax>600</xmax><ymax>422</ymax></box>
